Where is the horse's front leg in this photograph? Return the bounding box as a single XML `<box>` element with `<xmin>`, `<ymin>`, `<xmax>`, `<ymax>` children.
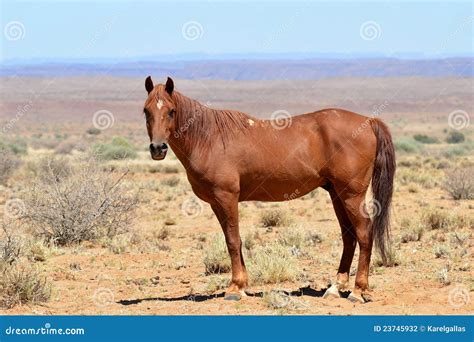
<box><xmin>210</xmin><ymin>190</ymin><xmax>248</xmax><ymax>301</ymax></box>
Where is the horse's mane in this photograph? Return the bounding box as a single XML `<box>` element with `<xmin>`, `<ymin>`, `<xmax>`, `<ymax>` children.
<box><xmin>172</xmin><ymin>91</ymin><xmax>251</xmax><ymax>150</ymax></box>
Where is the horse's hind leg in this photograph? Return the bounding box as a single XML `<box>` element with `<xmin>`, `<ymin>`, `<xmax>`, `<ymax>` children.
<box><xmin>323</xmin><ymin>189</ymin><xmax>357</xmax><ymax>299</ymax></box>
<box><xmin>339</xmin><ymin>191</ymin><xmax>373</xmax><ymax>303</ymax></box>
<box><xmin>210</xmin><ymin>190</ymin><xmax>248</xmax><ymax>301</ymax></box>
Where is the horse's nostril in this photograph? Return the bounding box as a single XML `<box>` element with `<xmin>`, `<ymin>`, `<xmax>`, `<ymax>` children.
<box><xmin>161</xmin><ymin>143</ymin><xmax>168</xmax><ymax>150</ymax></box>
<box><xmin>149</xmin><ymin>144</ymin><xmax>156</xmax><ymax>152</ymax></box>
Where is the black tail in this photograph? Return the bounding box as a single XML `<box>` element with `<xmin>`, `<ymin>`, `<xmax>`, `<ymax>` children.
<box><xmin>370</xmin><ymin>118</ymin><xmax>396</xmax><ymax>264</ymax></box>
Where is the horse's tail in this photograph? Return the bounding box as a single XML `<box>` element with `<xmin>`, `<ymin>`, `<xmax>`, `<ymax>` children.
<box><xmin>370</xmin><ymin>118</ymin><xmax>396</xmax><ymax>264</ymax></box>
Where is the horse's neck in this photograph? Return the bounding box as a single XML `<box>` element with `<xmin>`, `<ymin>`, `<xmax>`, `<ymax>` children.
<box><xmin>168</xmin><ymin>92</ymin><xmax>206</xmax><ymax>164</ymax></box>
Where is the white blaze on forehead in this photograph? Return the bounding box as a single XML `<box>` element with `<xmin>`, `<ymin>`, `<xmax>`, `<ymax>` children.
<box><xmin>248</xmin><ymin>119</ymin><xmax>255</xmax><ymax>126</ymax></box>
<box><xmin>156</xmin><ymin>99</ymin><xmax>164</xmax><ymax>110</ymax></box>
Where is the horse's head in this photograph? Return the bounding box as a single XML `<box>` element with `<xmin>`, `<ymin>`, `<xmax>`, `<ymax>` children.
<box><xmin>143</xmin><ymin>76</ymin><xmax>176</xmax><ymax>160</ymax></box>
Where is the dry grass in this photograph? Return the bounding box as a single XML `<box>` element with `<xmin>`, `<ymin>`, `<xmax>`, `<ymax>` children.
<box><xmin>0</xmin><ymin>222</ymin><xmax>22</xmax><ymax>265</ymax></box>
<box><xmin>0</xmin><ymin>149</ymin><xmax>21</xmax><ymax>185</ymax></box>
<box><xmin>203</xmin><ymin>234</ymin><xmax>231</xmax><ymax>275</ymax></box>
<box><xmin>0</xmin><ymin>262</ymin><xmax>52</xmax><ymax>309</ymax></box>
<box><xmin>260</xmin><ymin>209</ymin><xmax>292</xmax><ymax>227</ymax></box>
<box><xmin>248</xmin><ymin>243</ymin><xmax>300</xmax><ymax>284</ymax></box>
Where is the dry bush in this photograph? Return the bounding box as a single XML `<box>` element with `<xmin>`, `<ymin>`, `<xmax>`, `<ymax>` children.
<box><xmin>0</xmin><ymin>150</ymin><xmax>21</xmax><ymax>185</ymax></box>
<box><xmin>160</xmin><ymin>176</ymin><xmax>180</xmax><ymax>187</ymax></box>
<box><xmin>263</xmin><ymin>290</ymin><xmax>307</xmax><ymax>311</ymax></box>
<box><xmin>92</xmin><ymin>137</ymin><xmax>137</xmax><ymax>160</ymax></box>
<box><xmin>444</xmin><ymin>167</ymin><xmax>474</xmax><ymax>200</ymax></box>
<box><xmin>396</xmin><ymin>168</ymin><xmax>439</xmax><ymax>189</ymax></box>
<box><xmin>260</xmin><ymin>209</ymin><xmax>292</xmax><ymax>227</ymax></box>
<box><xmin>204</xmin><ymin>275</ymin><xmax>229</xmax><ymax>294</ymax></box>
<box><xmin>26</xmin><ymin>239</ymin><xmax>49</xmax><ymax>262</ymax></box>
<box><xmin>421</xmin><ymin>208</ymin><xmax>472</xmax><ymax>230</ymax></box>
<box><xmin>243</xmin><ymin>229</ymin><xmax>262</xmax><ymax>252</ymax></box>
<box><xmin>0</xmin><ymin>223</ymin><xmax>22</xmax><ymax>265</ymax></box>
<box><xmin>0</xmin><ymin>262</ymin><xmax>52</xmax><ymax>308</ymax></box>
<box><xmin>23</xmin><ymin>158</ymin><xmax>138</xmax><ymax>246</ymax></box>
<box><xmin>437</xmin><ymin>265</ymin><xmax>451</xmax><ymax>286</ymax></box>
<box><xmin>278</xmin><ymin>227</ymin><xmax>322</xmax><ymax>249</ymax></box>
<box><xmin>400</xmin><ymin>225</ymin><xmax>424</xmax><ymax>243</ymax></box>
<box><xmin>434</xmin><ymin>245</ymin><xmax>450</xmax><ymax>258</ymax></box>
<box><xmin>373</xmin><ymin>245</ymin><xmax>400</xmax><ymax>267</ymax></box>
<box><xmin>248</xmin><ymin>243</ymin><xmax>300</xmax><ymax>284</ymax></box>
<box><xmin>203</xmin><ymin>234</ymin><xmax>231</xmax><ymax>275</ymax></box>
<box><xmin>155</xmin><ymin>227</ymin><xmax>171</xmax><ymax>240</ymax></box>
<box><xmin>107</xmin><ymin>235</ymin><xmax>130</xmax><ymax>254</ymax></box>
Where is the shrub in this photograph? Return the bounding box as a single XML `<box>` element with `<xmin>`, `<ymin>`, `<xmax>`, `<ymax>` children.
<box><xmin>248</xmin><ymin>243</ymin><xmax>300</xmax><ymax>284</ymax></box>
<box><xmin>205</xmin><ymin>275</ymin><xmax>229</xmax><ymax>294</ymax></box>
<box><xmin>0</xmin><ymin>223</ymin><xmax>22</xmax><ymax>264</ymax></box>
<box><xmin>155</xmin><ymin>227</ymin><xmax>171</xmax><ymax>240</ymax></box>
<box><xmin>86</xmin><ymin>127</ymin><xmax>101</xmax><ymax>135</ymax></box>
<box><xmin>92</xmin><ymin>137</ymin><xmax>137</xmax><ymax>160</ymax></box>
<box><xmin>203</xmin><ymin>234</ymin><xmax>231</xmax><ymax>275</ymax></box>
<box><xmin>421</xmin><ymin>209</ymin><xmax>451</xmax><ymax>230</ymax></box>
<box><xmin>23</xmin><ymin>158</ymin><xmax>138</xmax><ymax>245</ymax></box>
<box><xmin>278</xmin><ymin>227</ymin><xmax>312</xmax><ymax>249</ymax></box>
<box><xmin>444</xmin><ymin>167</ymin><xmax>474</xmax><ymax>200</ymax></box>
<box><xmin>0</xmin><ymin>149</ymin><xmax>21</xmax><ymax>185</ymax></box>
<box><xmin>413</xmin><ymin>134</ymin><xmax>439</xmax><ymax>144</ymax></box>
<box><xmin>26</xmin><ymin>240</ymin><xmax>49</xmax><ymax>262</ymax></box>
<box><xmin>400</xmin><ymin>225</ymin><xmax>424</xmax><ymax>243</ymax></box>
<box><xmin>434</xmin><ymin>245</ymin><xmax>450</xmax><ymax>258</ymax></box>
<box><xmin>0</xmin><ymin>137</ymin><xmax>27</xmax><ymax>155</ymax></box>
<box><xmin>161</xmin><ymin>176</ymin><xmax>180</xmax><ymax>187</ymax></box>
<box><xmin>446</xmin><ymin>131</ymin><xmax>465</xmax><ymax>144</ymax></box>
<box><xmin>394</xmin><ymin>138</ymin><xmax>423</xmax><ymax>153</ymax></box>
<box><xmin>437</xmin><ymin>266</ymin><xmax>451</xmax><ymax>285</ymax></box>
<box><xmin>373</xmin><ymin>245</ymin><xmax>400</xmax><ymax>267</ymax></box>
<box><xmin>260</xmin><ymin>209</ymin><xmax>291</xmax><ymax>227</ymax></box>
<box><xmin>0</xmin><ymin>262</ymin><xmax>52</xmax><ymax>309</ymax></box>
<box><xmin>107</xmin><ymin>235</ymin><xmax>130</xmax><ymax>254</ymax></box>
<box><xmin>54</xmin><ymin>139</ymin><xmax>77</xmax><ymax>155</ymax></box>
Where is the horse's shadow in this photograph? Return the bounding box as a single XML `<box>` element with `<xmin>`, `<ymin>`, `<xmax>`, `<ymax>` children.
<box><xmin>117</xmin><ymin>286</ymin><xmax>349</xmax><ymax>306</ymax></box>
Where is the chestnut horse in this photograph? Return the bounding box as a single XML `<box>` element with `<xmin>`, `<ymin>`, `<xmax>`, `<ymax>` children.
<box><xmin>143</xmin><ymin>77</ymin><xmax>395</xmax><ymax>303</ymax></box>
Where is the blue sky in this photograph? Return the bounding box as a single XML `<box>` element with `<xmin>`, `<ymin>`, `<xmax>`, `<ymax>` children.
<box><xmin>1</xmin><ymin>1</ymin><xmax>473</xmax><ymax>61</ymax></box>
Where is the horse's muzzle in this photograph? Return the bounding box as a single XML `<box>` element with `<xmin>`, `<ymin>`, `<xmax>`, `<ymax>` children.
<box><xmin>150</xmin><ymin>142</ymin><xmax>168</xmax><ymax>160</ymax></box>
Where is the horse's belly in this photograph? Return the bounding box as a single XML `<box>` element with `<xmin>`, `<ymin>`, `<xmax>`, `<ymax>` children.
<box><xmin>239</xmin><ymin>173</ymin><xmax>325</xmax><ymax>202</ymax></box>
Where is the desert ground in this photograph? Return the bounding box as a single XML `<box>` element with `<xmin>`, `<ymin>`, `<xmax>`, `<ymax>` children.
<box><xmin>0</xmin><ymin>76</ymin><xmax>472</xmax><ymax>315</ymax></box>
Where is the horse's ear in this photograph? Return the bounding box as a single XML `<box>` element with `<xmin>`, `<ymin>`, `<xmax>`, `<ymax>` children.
<box><xmin>145</xmin><ymin>76</ymin><xmax>154</xmax><ymax>94</ymax></box>
<box><xmin>165</xmin><ymin>77</ymin><xmax>174</xmax><ymax>95</ymax></box>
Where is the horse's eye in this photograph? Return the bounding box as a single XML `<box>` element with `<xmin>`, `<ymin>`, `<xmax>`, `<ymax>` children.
<box><xmin>169</xmin><ymin>109</ymin><xmax>175</xmax><ymax>118</ymax></box>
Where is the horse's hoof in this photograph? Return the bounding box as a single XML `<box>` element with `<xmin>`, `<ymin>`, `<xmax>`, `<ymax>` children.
<box><xmin>322</xmin><ymin>284</ymin><xmax>341</xmax><ymax>299</ymax></box>
<box><xmin>348</xmin><ymin>291</ymin><xmax>365</xmax><ymax>303</ymax></box>
<box><xmin>224</xmin><ymin>293</ymin><xmax>242</xmax><ymax>301</ymax></box>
